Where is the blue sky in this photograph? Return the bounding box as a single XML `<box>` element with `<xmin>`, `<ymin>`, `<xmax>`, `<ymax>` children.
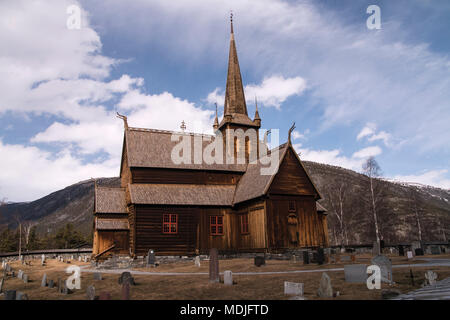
<box><xmin>0</xmin><ymin>0</ymin><xmax>449</xmax><ymax>201</ymax></box>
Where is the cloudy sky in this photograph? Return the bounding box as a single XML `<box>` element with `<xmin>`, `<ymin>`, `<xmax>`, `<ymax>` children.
<box><xmin>1</xmin><ymin>0</ymin><xmax>449</xmax><ymax>201</ymax></box>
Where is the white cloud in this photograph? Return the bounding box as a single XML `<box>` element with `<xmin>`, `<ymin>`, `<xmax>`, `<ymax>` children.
<box><xmin>292</xmin><ymin>130</ymin><xmax>305</xmax><ymax>140</ymax></box>
<box><xmin>206</xmin><ymin>87</ymin><xmax>225</xmax><ymax>107</ymax></box>
<box><xmin>357</xmin><ymin>123</ymin><xmax>376</xmax><ymax>140</ymax></box>
<box><xmin>392</xmin><ymin>170</ymin><xmax>450</xmax><ymax>189</ymax></box>
<box><xmin>352</xmin><ymin>146</ymin><xmax>382</xmax><ymax>159</ymax></box>
<box><xmin>357</xmin><ymin>123</ymin><xmax>392</xmax><ymax>147</ymax></box>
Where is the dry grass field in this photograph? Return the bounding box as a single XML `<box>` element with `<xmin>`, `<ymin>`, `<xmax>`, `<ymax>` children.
<box><xmin>1</xmin><ymin>254</ymin><xmax>450</xmax><ymax>300</ymax></box>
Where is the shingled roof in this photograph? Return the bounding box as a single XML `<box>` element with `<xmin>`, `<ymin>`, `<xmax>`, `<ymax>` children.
<box><xmin>94</xmin><ymin>187</ymin><xmax>127</xmax><ymax>214</ymax></box>
<box><xmin>128</xmin><ymin>184</ymin><xmax>236</xmax><ymax>206</ymax></box>
<box><xmin>125</xmin><ymin>128</ymin><xmax>247</xmax><ymax>172</ymax></box>
<box><xmin>95</xmin><ymin>218</ymin><xmax>129</xmax><ymax>230</ymax></box>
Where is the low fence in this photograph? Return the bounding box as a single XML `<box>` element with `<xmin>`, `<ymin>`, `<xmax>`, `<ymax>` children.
<box><xmin>0</xmin><ymin>248</ymin><xmax>93</xmax><ymax>258</ymax></box>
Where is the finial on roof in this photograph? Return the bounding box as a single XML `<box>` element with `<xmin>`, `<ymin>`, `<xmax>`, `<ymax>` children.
<box><xmin>116</xmin><ymin>112</ymin><xmax>128</xmax><ymax>129</ymax></box>
<box><xmin>288</xmin><ymin>122</ymin><xmax>296</xmax><ymax>145</ymax></box>
<box><xmin>180</xmin><ymin>120</ymin><xmax>187</xmax><ymax>132</ymax></box>
<box><xmin>254</xmin><ymin>96</ymin><xmax>261</xmax><ymax>121</ymax></box>
<box><xmin>213</xmin><ymin>103</ymin><xmax>219</xmax><ymax>130</ymax></box>
<box><xmin>230</xmin><ymin>11</ymin><xmax>234</xmax><ymax>34</ymax></box>
<box><xmin>264</xmin><ymin>129</ymin><xmax>271</xmax><ymax>144</ymax></box>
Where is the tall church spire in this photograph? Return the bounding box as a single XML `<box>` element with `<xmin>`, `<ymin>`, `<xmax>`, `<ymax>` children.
<box><xmin>224</xmin><ymin>12</ymin><xmax>247</xmax><ymax>116</ymax></box>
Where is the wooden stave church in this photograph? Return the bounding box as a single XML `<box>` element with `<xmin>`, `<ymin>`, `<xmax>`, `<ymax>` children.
<box><xmin>92</xmin><ymin>19</ymin><xmax>329</xmax><ymax>258</ymax></box>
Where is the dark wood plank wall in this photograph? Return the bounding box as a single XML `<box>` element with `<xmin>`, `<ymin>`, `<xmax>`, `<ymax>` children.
<box><xmin>233</xmin><ymin>201</ymin><xmax>267</xmax><ymax>251</ymax></box>
<box><xmin>131</xmin><ymin>168</ymin><xmax>242</xmax><ymax>185</ymax></box>
<box><xmin>128</xmin><ymin>205</ymin><xmax>136</xmax><ymax>255</ymax></box>
<box><xmin>269</xmin><ymin>148</ymin><xmax>317</xmax><ymax>196</ymax></box>
<box><xmin>134</xmin><ymin>205</ymin><xmax>198</xmax><ymax>256</ymax></box>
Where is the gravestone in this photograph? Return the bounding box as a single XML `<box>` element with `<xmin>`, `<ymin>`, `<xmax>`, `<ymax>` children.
<box><xmin>17</xmin><ymin>270</ymin><xmax>24</xmax><ymax>279</ymax></box>
<box><xmin>5</xmin><ymin>264</ymin><xmax>11</xmax><ymax>272</ymax></box>
<box><xmin>0</xmin><ymin>277</ymin><xmax>3</xmax><ymax>293</ymax></box>
<box><xmin>99</xmin><ymin>292</ymin><xmax>111</xmax><ymax>300</ymax></box>
<box><xmin>431</xmin><ymin>246</ymin><xmax>440</xmax><ymax>255</ymax></box>
<box><xmin>317</xmin><ymin>248</ymin><xmax>325</xmax><ymax>265</ymax></box>
<box><xmin>121</xmin><ymin>282</ymin><xmax>130</xmax><ymax>300</ymax></box>
<box><xmin>407</xmin><ymin>251</ymin><xmax>414</xmax><ymax>259</ymax></box>
<box><xmin>48</xmin><ymin>279</ymin><xmax>54</xmax><ymax>288</ymax></box>
<box><xmin>41</xmin><ymin>273</ymin><xmax>47</xmax><ymax>287</ymax></box>
<box><xmin>93</xmin><ymin>272</ymin><xmax>102</xmax><ymax>281</ymax></box>
<box><xmin>254</xmin><ymin>256</ymin><xmax>265</xmax><ymax>267</ymax></box>
<box><xmin>371</xmin><ymin>255</ymin><xmax>393</xmax><ymax>283</ymax></box>
<box><xmin>425</xmin><ymin>271</ymin><xmax>438</xmax><ymax>285</ymax></box>
<box><xmin>57</xmin><ymin>278</ymin><xmax>62</xmax><ymax>292</ymax></box>
<box><xmin>41</xmin><ymin>254</ymin><xmax>46</xmax><ymax>266</ymax></box>
<box><xmin>118</xmin><ymin>272</ymin><xmax>135</xmax><ymax>286</ymax></box>
<box><xmin>398</xmin><ymin>245</ymin><xmax>404</xmax><ymax>256</ymax></box>
<box><xmin>86</xmin><ymin>285</ymin><xmax>96</xmax><ymax>300</ymax></box>
<box><xmin>78</xmin><ymin>256</ymin><xmax>82</xmax><ymax>262</ymax></box>
<box><xmin>4</xmin><ymin>290</ymin><xmax>16</xmax><ymax>300</ymax></box>
<box><xmin>411</xmin><ymin>240</ymin><xmax>422</xmax><ymax>251</ymax></box>
<box><xmin>224</xmin><ymin>270</ymin><xmax>233</xmax><ymax>286</ymax></box>
<box><xmin>415</xmin><ymin>248</ymin><xmax>424</xmax><ymax>256</ymax></box>
<box><xmin>194</xmin><ymin>256</ymin><xmax>201</xmax><ymax>267</ymax></box>
<box><xmin>284</xmin><ymin>281</ymin><xmax>304</xmax><ymax>296</ymax></box>
<box><xmin>23</xmin><ymin>274</ymin><xmax>29</xmax><ymax>283</ymax></box>
<box><xmin>344</xmin><ymin>264</ymin><xmax>368</xmax><ymax>283</ymax></box>
<box><xmin>60</xmin><ymin>281</ymin><xmax>70</xmax><ymax>295</ymax></box>
<box><xmin>147</xmin><ymin>249</ymin><xmax>156</xmax><ymax>266</ymax></box>
<box><xmin>209</xmin><ymin>248</ymin><xmax>219</xmax><ymax>282</ymax></box>
<box><xmin>302</xmin><ymin>251</ymin><xmax>309</xmax><ymax>265</ymax></box>
<box><xmin>16</xmin><ymin>292</ymin><xmax>28</xmax><ymax>300</ymax></box>
<box><xmin>317</xmin><ymin>273</ymin><xmax>333</xmax><ymax>298</ymax></box>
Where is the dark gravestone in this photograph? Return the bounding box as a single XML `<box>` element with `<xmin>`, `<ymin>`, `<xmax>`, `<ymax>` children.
<box><xmin>0</xmin><ymin>277</ymin><xmax>3</xmax><ymax>293</ymax></box>
<box><xmin>209</xmin><ymin>248</ymin><xmax>219</xmax><ymax>282</ymax></box>
<box><xmin>380</xmin><ymin>240</ymin><xmax>385</xmax><ymax>250</ymax></box>
<box><xmin>4</xmin><ymin>290</ymin><xmax>16</xmax><ymax>300</ymax></box>
<box><xmin>16</xmin><ymin>292</ymin><xmax>28</xmax><ymax>300</ymax></box>
<box><xmin>118</xmin><ymin>272</ymin><xmax>135</xmax><ymax>286</ymax></box>
<box><xmin>415</xmin><ymin>248</ymin><xmax>424</xmax><ymax>256</ymax></box>
<box><xmin>431</xmin><ymin>246</ymin><xmax>440</xmax><ymax>255</ymax></box>
<box><xmin>398</xmin><ymin>245</ymin><xmax>404</xmax><ymax>256</ymax></box>
<box><xmin>147</xmin><ymin>249</ymin><xmax>156</xmax><ymax>266</ymax></box>
<box><xmin>99</xmin><ymin>292</ymin><xmax>111</xmax><ymax>300</ymax></box>
<box><xmin>317</xmin><ymin>248</ymin><xmax>325</xmax><ymax>265</ymax></box>
<box><xmin>48</xmin><ymin>279</ymin><xmax>54</xmax><ymax>288</ymax></box>
<box><xmin>93</xmin><ymin>272</ymin><xmax>102</xmax><ymax>281</ymax></box>
<box><xmin>41</xmin><ymin>273</ymin><xmax>47</xmax><ymax>287</ymax></box>
<box><xmin>254</xmin><ymin>256</ymin><xmax>265</xmax><ymax>267</ymax></box>
<box><xmin>303</xmin><ymin>251</ymin><xmax>309</xmax><ymax>265</ymax></box>
<box><xmin>121</xmin><ymin>282</ymin><xmax>130</xmax><ymax>300</ymax></box>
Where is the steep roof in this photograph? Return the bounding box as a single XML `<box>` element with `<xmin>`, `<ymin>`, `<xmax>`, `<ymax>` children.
<box><xmin>316</xmin><ymin>202</ymin><xmax>328</xmax><ymax>213</ymax></box>
<box><xmin>125</xmin><ymin>127</ymin><xmax>247</xmax><ymax>172</ymax></box>
<box><xmin>94</xmin><ymin>187</ymin><xmax>127</xmax><ymax>214</ymax></box>
<box><xmin>129</xmin><ymin>184</ymin><xmax>236</xmax><ymax>206</ymax></box>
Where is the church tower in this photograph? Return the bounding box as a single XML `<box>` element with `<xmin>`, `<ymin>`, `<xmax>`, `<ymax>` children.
<box><xmin>215</xmin><ymin>14</ymin><xmax>261</xmax><ymax>163</ymax></box>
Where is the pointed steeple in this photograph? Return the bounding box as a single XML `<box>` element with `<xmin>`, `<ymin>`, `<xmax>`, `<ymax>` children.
<box><xmin>224</xmin><ymin>12</ymin><xmax>247</xmax><ymax>116</ymax></box>
<box><xmin>254</xmin><ymin>96</ymin><xmax>261</xmax><ymax>122</ymax></box>
<box><xmin>213</xmin><ymin>103</ymin><xmax>219</xmax><ymax>131</ymax></box>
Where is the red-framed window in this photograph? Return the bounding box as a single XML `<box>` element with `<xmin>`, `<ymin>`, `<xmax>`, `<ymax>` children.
<box><xmin>210</xmin><ymin>216</ymin><xmax>224</xmax><ymax>235</ymax></box>
<box><xmin>240</xmin><ymin>214</ymin><xmax>249</xmax><ymax>234</ymax></box>
<box><xmin>163</xmin><ymin>214</ymin><xmax>178</xmax><ymax>234</ymax></box>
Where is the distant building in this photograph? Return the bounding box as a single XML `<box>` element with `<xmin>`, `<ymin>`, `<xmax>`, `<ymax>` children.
<box><xmin>93</xmin><ymin>18</ymin><xmax>328</xmax><ymax>258</ymax></box>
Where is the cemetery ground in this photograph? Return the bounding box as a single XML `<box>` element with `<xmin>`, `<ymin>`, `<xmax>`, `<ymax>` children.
<box><xmin>2</xmin><ymin>254</ymin><xmax>450</xmax><ymax>300</ymax></box>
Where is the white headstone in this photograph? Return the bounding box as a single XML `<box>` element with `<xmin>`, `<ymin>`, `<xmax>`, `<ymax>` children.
<box><xmin>284</xmin><ymin>281</ymin><xmax>304</xmax><ymax>296</ymax></box>
<box><xmin>407</xmin><ymin>251</ymin><xmax>413</xmax><ymax>259</ymax></box>
<box><xmin>194</xmin><ymin>256</ymin><xmax>201</xmax><ymax>267</ymax></box>
<box><xmin>371</xmin><ymin>255</ymin><xmax>393</xmax><ymax>283</ymax></box>
<box><xmin>317</xmin><ymin>273</ymin><xmax>333</xmax><ymax>298</ymax></box>
<box><xmin>224</xmin><ymin>270</ymin><xmax>233</xmax><ymax>285</ymax></box>
<box><xmin>425</xmin><ymin>271</ymin><xmax>438</xmax><ymax>285</ymax></box>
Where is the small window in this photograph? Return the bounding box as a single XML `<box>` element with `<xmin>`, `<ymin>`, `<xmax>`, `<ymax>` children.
<box><xmin>240</xmin><ymin>214</ymin><xmax>249</xmax><ymax>234</ymax></box>
<box><xmin>288</xmin><ymin>201</ymin><xmax>296</xmax><ymax>212</ymax></box>
<box><xmin>163</xmin><ymin>214</ymin><xmax>178</xmax><ymax>234</ymax></box>
<box><xmin>210</xmin><ymin>216</ymin><xmax>224</xmax><ymax>235</ymax></box>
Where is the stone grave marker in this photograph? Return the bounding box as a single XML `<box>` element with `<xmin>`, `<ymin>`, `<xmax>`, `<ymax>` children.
<box><xmin>415</xmin><ymin>248</ymin><xmax>424</xmax><ymax>256</ymax></box>
<box><xmin>411</xmin><ymin>241</ymin><xmax>422</xmax><ymax>252</ymax></box>
<box><xmin>425</xmin><ymin>271</ymin><xmax>438</xmax><ymax>285</ymax></box>
<box><xmin>99</xmin><ymin>292</ymin><xmax>111</xmax><ymax>300</ymax></box>
<box><xmin>121</xmin><ymin>282</ymin><xmax>130</xmax><ymax>300</ymax></box>
<box><xmin>93</xmin><ymin>272</ymin><xmax>102</xmax><ymax>281</ymax></box>
<box><xmin>118</xmin><ymin>272</ymin><xmax>135</xmax><ymax>286</ymax></box>
<box><xmin>194</xmin><ymin>256</ymin><xmax>201</xmax><ymax>267</ymax></box>
<box><xmin>86</xmin><ymin>285</ymin><xmax>96</xmax><ymax>300</ymax></box>
<box><xmin>398</xmin><ymin>245</ymin><xmax>404</xmax><ymax>256</ymax></box>
<box><xmin>147</xmin><ymin>249</ymin><xmax>156</xmax><ymax>266</ymax></box>
<box><xmin>48</xmin><ymin>279</ymin><xmax>54</xmax><ymax>288</ymax></box>
<box><xmin>16</xmin><ymin>292</ymin><xmax>28</xmax><ymax>300</ymax></box>
<box><xmin>4</xmin><ymin>290</ymin><xmax>16</xmax><ymax>300</ymax></box>
<box><xmin>0</xmin><ymin>277</ymin><xmax>4</xmax><ymax>293</ymax></box>
<box><xmin>371</xmin><ymin>255</ymin><xmax>393</xmax><ymax>283</ymax></box>
<box><xmin>17</xmin><ymin>270</ymin><xmax>23</xmax><ymax>279</ymax></box>
<box><xmin>407</xmin><ymin>251</ymin><xmax>413</xmax><ymax>259</ymax></box>
<box><xmin>23</xmin><ymin>273</ymin><xmax>29</xmax><ymax>283</ymax></box>
<box><xmin>317</xmin><ymin>248</ymin><xmax>325</xmax><ymax>265</ymax></box>
<box><xmin>317</xmin><ymin>273</ymin><xmax>333</xmax><ymax>298</ymax></box>
<box><xmin>254</xmin><ymin>255</ymin><xmax>265</xmax><ymax>267</ymax></box>
<box><xmin>41</xmin><ymin>254</ymin><xmax>46</xmax><ymax>266</ymax></box>
<box><xmin>41</xmin><ymin>273</ymin><xmax>47</xmax><ymax>287</ymax></box>
<box><xmin>209</xmin><ymin>248</ymin><xmax>219</xmax><ymax>282</ymax></box>
<box><xmin>284</xmin><ymin>281</ymin><xmax>304</xmax><ymax>296</ymax></box>
<box><xmin>78</xmin><ymin>256</ymin><xmax>82</xmax><ymax>262</ymax></box>
<box><xmin>302</xmin><ymin>251</ymin><xmax>309</xmax><ymax>265</ymax></box>
<box><xmin>344</xmin><ymin>264</ymin><xmax>368</xmax><ymax>283</ymax></box>
<box><xmin>224</xmin><ymin>270</ymin><xmax>233</xmax><ymax>285</ymax></box>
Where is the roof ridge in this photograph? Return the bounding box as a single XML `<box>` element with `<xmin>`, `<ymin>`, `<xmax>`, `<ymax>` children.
<box><xmin>128</xmin><ymin>126</ymin><xmax>214</xmax><ymax>138</ymax></box>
